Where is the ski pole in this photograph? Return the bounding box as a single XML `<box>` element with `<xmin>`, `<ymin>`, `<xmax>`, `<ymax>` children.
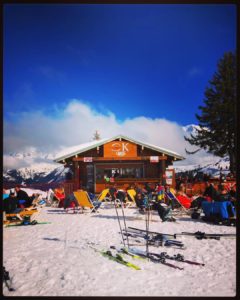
<box><xmin>119</xmin><ymin>199</ymin><xmax>130</xmax><ymax>249</ymax></box>
<box><xmin>113</xmin><ymin>198</ymin><xmax>126</xmax><ymax>248</ymax></box>
<box><xmin>145</xmin><ymin>195</ymin><xmax>150</xmax><ymax>257</ymax></box>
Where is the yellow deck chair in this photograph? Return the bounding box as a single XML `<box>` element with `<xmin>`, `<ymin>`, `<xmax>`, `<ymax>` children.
<box><xmin>73</xmin><ymin>190</ymin><xmax>100</xmax><ymax>213</ymax></box>
<box><xmin>6</xmin><ymin>208</ymin><xmax>39</xmax><ymax>221</ymax></box>
<box><xmin>97</xmin><ymin>188</ymin><xmax>111</xmax><ymax>202</ymax></box>
<box><xmin>125</xmin><ymin>189</ymin><xmax>136</xmax><ymax>208</ymax></box>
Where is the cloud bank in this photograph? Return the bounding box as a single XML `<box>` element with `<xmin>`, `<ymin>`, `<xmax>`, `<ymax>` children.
<box><xmin>3</xmin><ymin>99</ymin><xmax>217</xmax><ymax>169</ymax></box>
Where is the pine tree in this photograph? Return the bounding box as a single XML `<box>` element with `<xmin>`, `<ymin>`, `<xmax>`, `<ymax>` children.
<box><xmin>185</xmin><ymin>51</ymin><xmax>236</xmax><ymax>173</ymax></box>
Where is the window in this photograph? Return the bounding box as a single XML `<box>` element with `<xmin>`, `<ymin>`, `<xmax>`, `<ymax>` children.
<box><xmin>95</xmin><ymin>164</ymin><xmax>143</xmax><ymax>181</ymax></box>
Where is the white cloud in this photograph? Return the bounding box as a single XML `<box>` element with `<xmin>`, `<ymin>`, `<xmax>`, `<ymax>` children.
<box><xmin>3</xmin><ymin>99</ymin><xmax>216</xmax><ymax>169</ymax></box>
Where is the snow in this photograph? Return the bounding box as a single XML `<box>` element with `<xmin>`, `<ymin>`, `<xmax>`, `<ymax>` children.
<box><xmin>3</xmin><ymin>192</ymin><xmax>236</xmax><ymax>296</ymax></box>
<box><xmin>54</xmin><ymin>138</ymin><xmax>109</xmax><ymax>161</ymax></box>
<box><xmin>54</xmin><ymin>134</ymin><xmax>184</xmax><ymax>162</ymax></box>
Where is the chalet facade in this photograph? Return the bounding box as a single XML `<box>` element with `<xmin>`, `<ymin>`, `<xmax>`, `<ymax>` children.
<box><xmin>54</xmin><ymin>135</ymin><xmax>184</xmax><ymax>194</ymax></box>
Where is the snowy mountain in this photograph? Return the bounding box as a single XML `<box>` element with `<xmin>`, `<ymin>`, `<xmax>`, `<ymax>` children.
<box><xmin>174</xmin><ymin>124</ymin><xmax>230</xmax><ymax>177</ymax></box>
<box><xmin>3</xmin><ymin>125</ymin><xmax>230</xmax><ymax>186</ymax></box>
<box><xmin>3</xmin><ymin>148</ymin><xmax>69</xmax><ymax>187</ymax></box>
<box><xmin>173</xmin><ymin>156</ymin><xmax>230</xmax><ymax>178</ymax></box>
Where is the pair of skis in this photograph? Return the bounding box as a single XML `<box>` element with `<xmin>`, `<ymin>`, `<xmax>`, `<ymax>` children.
<box><xmin>128</xmin><ymin>247</ymin><xmax>205</xmax><ymax>269</ymax></box>
<box><xmin>128</xmin><ymin>227</ymin><xmax>236</xmax><ymax>240</ymax></box>
<box><xmin>124</xmin><ymin>227</ymin><xmax>185</xmax><ymax>249</ymax></box>
<box><xmin>109</xmin><ymin>246</ymin><xmax>204</xmax><ymax>270</ymax></box>
<box><xmin>89</xmin><ymin>244</ymin><xmax>141</xmax><ymax>270</ymax></box>
<box><xmin>123</xmin><ymin>230</ymin><xmax>185</xmax><ymax>249</ymax></box>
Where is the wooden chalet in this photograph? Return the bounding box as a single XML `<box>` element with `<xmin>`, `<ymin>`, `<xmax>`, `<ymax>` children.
<box><xmin>54</xmin><ymin>135</ymin><xmax>185</xmax><ymax>195</ymax></box>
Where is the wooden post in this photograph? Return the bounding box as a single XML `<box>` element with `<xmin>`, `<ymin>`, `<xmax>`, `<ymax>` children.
<box><xmin>74</xmin><ymin>161</ymin><xmax>80</xmax><ymax>189</ymax></box>
<box><xmin>161</xmin><ymin>159</ymin><xmax>166</xmax><ymax>184</ymax></box>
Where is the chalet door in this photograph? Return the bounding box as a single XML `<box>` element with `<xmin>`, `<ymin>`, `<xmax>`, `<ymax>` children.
<box><xmin>86</xmin><ymin>164</ymin><xmax>94</xmax><ymax>193</ymax></box>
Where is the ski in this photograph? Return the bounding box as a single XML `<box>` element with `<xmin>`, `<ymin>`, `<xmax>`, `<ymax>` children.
<box><xmin>123</xmin><ymin>229</ymin><xmax>174</xmax><ymax>241</ymax></box>
<box><xmin>127</xmin><ymin>227</ymin><xmax>177</xmax><ymax>239</ymax></box>
<box><xmin>123</xmin><ymin>231</ymin><xmax>185</xmax><ymax>249</ymax></box>
<box><xmin>6</xmin><ymin>221</ymin><xmax>51</xmax><ymax>227</ymax></box>
<box><xmin>3</xmin><ymin>266</ymin><xmax>15</xmax><ymax>292</ymax></box>
<box><xmin>128</xmin><ymin>248</ymin><xmax>184</xmax><ymax>270</ymax></box>
<box><xmin>89</xmin><ymin>245</ymin><xmax>141</xmax><ymax>270</ymax></box>
<box><xmin>175</xmin><ymin>231</ymin><xmax>236</xmax><ymax>240</ymax></box>
<box><xmin>153</xmin><ymin>252</ymin><xmax>205</xmax><ymax>266</ymax></box>
<box><xmin>110</xmin><ymin>246</ymin><xmax>147</xmax><ymax>260</ymax></box>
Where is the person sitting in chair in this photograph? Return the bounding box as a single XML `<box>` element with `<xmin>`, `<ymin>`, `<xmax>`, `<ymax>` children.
<box><xmin>53</xmin><ymin>186</ymin><xmax>65</xmax><ymax>208</ymax></box>
<box><xmin>3</xmin><ymin>190</ymin><xmax>19</xmax><ymax>214</ymax></box>
<box><xmin>15</xmin><ymin>185</ymin><xmax>31</xmax><ymax>208</ymax></box>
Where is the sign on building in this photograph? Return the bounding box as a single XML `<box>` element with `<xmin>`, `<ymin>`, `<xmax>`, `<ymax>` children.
<box><xmin>83</xmin><ymin>157</ymin><xmax>93</xmax><ymax>162</ymax></box>
<box><xmin>104</xmin><ymin>141</ymin><xmax>137</xmax><ymax>158</ymax></box>
<box><xmin>150</xmin><ymin>156</ymin><xmax>159</xmax><ymax>163</ymax></box>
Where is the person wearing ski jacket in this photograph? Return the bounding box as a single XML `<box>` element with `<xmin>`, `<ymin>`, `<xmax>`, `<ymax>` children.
<box><xmin>15</xmin><ymin>185</ymin><xmax>31</xmax><ymax>207</ymax></box>
<box><xmin>116</xmin><ymin>189</ymin><xmax>127</xmax><ymax>203</ymax></box>
<box><xmin>3</xmin><ymin>188</ymin><xmax>9</xmax><ymax>200</ymax></box>
<box><xmin>109</xmin><ymin>184</ymin><xmax>117</xmax><ymax>201</ymax></box>
<box><xmin>203</xmin><ymin>181</ymin><xmax>219</xmax><ymax>201</ymax></box>
<box><xmin>3</xmin><ymin>191</ymin><xmax>18</xmax><ymax>213</ymax></box>
<box><xmin>54</xmin><ymin>186</ymin><xmax>65</xmax><ymax>208</ymax></box>
<box><xmin>215</xmin><ymin>184</ymin><xmax>231</xmax><ymax>202</ymax></box>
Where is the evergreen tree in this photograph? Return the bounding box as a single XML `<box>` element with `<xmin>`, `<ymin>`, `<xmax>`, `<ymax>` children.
<box><xmin>185</xmin><ymin>51</ymin><xmax>236</xmax><ymax>173</ymax></box>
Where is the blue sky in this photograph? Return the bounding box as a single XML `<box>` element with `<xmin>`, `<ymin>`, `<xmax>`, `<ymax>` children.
<box><xmin>4</xmin><ymin>4</ymin><xmax>236</xmax><ymax>126</ymax></box>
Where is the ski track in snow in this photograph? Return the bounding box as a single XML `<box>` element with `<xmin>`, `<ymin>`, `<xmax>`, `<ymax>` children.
<box><xmin>3</xmin><ymin>205</ymin><xmax>236</xmax><ymax>296</ymax></box>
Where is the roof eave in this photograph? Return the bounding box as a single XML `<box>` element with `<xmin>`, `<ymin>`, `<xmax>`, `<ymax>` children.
<box><xmin>54</xmin><ymin>134</ymin><xmax>185</xmax><ymax>162</ymax></box>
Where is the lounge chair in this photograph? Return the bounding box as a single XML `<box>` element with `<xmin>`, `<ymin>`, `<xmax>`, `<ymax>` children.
<box><xmin>165</xmin><ymin>188</ymin><xmax>193</xmax><ymax>215</ymax></box>
<box><xmin>5</xmin><ymin>207</ymin><xmax>39</xmax><ymax>222</ymax></box>
<box><xmin>97</xmin><ymin>188</ymin><xmax>111</xmax><ymax>202</ymax></box>
<box><xmin>125</xmin><ymin>189</ymin><xmax>137</xmax><ymax>208</ymax></box>
<box><xmin>73</xmin><ymin>190</ymin><xmax>102</xmax><ymax>213</ymax></box>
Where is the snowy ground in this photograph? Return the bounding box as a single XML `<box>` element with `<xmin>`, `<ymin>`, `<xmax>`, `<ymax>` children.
<box><xmin>3</xmin><ymin>202</ymin><xmax>236</xmax><ymax>297</ymax></box>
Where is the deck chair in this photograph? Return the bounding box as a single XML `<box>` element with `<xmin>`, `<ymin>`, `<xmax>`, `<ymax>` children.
<box><xmin>125</xmin><ymin>189</ymin><xmax>137</xmax><ymax>208</ymax></box>
<box><xmin>165</xmin><ymin>188</ymin><xmax>192</xmax><ymax>215</ymax></box>
<box><xmin>6</xmin><ymin>207</ymin><xmax>39</xmax><ymax>222</ymax></box>
<box><xmin>46</xmin><ymin>189</ymin><xmax>55</xmax><ymax>206</ymax></box>
<box><xmin>31</xmin><ymin>194</ymin><xmax>46</xmax><ymax>207</ymax></box>
<box><xmin>97</xmin><ymin>188</ymin><xmax>111</xmax><ymax>202</ymax></box>
<box><xmin>73</xmin><ymin>190</ymin><xmax>101</xmax><ymax>213</ymax></box>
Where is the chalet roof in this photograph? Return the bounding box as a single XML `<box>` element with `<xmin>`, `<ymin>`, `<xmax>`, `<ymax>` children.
<box><xmin>54</xmin><ymin>134</ymin><xmax>185</xmax><ymax>162</ymax></box>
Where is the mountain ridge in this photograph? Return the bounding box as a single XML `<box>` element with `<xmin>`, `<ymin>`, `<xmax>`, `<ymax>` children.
<box><xmin>3</xmin><ymin>125</ymin><xmax>230</xmax><ymax>186</ymax></box>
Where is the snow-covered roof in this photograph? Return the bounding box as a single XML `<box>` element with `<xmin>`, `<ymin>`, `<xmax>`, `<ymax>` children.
<box><xmin>54</xmin><ymin>135</ymin><xmax>185</xmax><ymax>163</ymax></box>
